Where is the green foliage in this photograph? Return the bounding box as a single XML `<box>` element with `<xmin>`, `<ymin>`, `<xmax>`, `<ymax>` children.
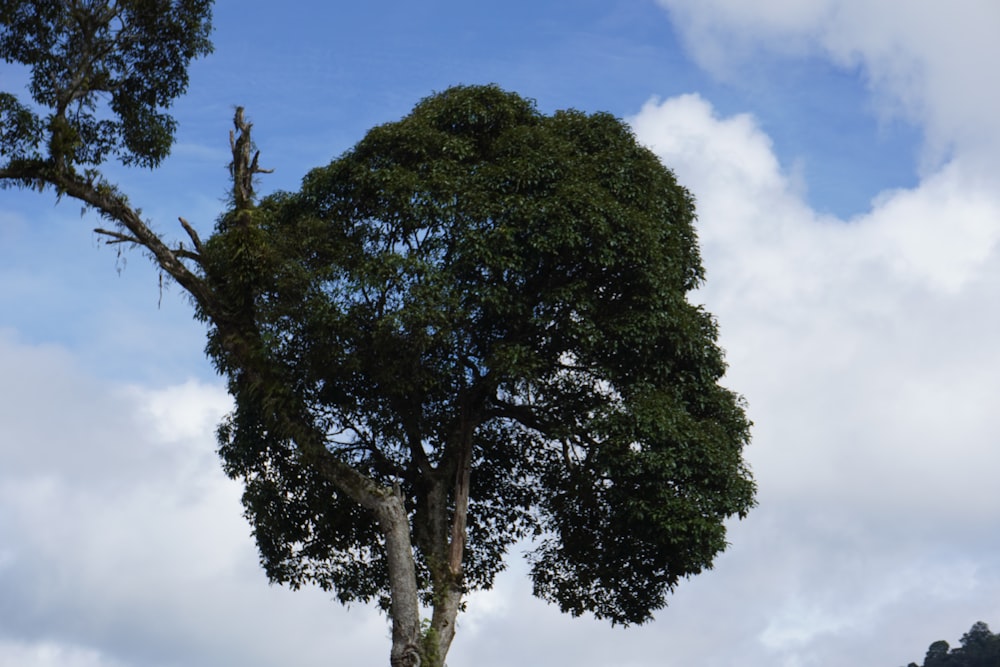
<box><xmin>904</xmin><ymin>622</ymin><xmax>1000</xmax><ymax>667</ymax></box>
<box><xmin>0</xmin><ymin>3</ymin><xmax>749</xmax><ymax>659</ymax></box>
<box><xmin>202</xmin><ymin>84</ymin><xmax>755</xmax><ymax>625</ymax></box>
<box><xmin>0</xmin><ymin>0</ymin><xmax>213</xmax><ymax>170</ymax></box>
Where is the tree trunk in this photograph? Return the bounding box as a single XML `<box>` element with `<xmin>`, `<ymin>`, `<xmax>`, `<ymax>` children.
<box><xmin>373</xmin><ymin>492</ymin><xmax>423</xmax><ymax>667</ymax></box>
<box><xmin>423</xmin><ymin>415</ymin><xmax>475</xmax><ymax>666</ymax></box>
<box><xmin>427</xmin><ymin>584</ymin><xmax>463</xmax><ymax>666</ymax></box>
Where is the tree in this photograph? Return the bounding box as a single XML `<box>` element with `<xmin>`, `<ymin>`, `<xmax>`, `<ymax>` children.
<box><xmin>924</xmin><ymin>640</ymin><xmax>953</xmax><ymax>667</ymax></box>
<box><xmin>1</xmin><ymin>4</ymin><xmax>756</xmax><ymax>666</ymax></box>
<box><xmin>903</xmin><ymin>622</ymin><xmax>1000</xmax><ymax>667</ymax></box>
<box><xmin>203</xmin><ymin>84</ymin><xmax>756</xmax><ymax>665</ymax></box>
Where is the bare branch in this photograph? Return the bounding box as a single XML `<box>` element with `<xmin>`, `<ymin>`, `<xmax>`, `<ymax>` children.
<box><xmin>173</xmin><ymin>246</ymin><xmax>202</xmax><ymax>263</ymax></box>
<box><xmin>250</xmin><ymin>150</ymin><xmax>274</xmax><ymax>176</ymax></box>
<box><xmin>94</xmin><ymin>227</ymin><xmax>140</xmax><ymax>245</ymax></box>
<box><xmin>178</xmin><ymin>216</ymin><xmax>205</xmax><ymax>254</ymax></box>
<box><xmin>229</xmin><ymin>107</ymin><xmax>272</xmax><ymax>213</ymax></box>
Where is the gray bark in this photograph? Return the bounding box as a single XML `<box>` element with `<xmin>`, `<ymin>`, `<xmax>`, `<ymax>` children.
<box><xmin>373</xmin><ymin>492</ymin><xmax>423</xmax><ymax>667</ymax></box>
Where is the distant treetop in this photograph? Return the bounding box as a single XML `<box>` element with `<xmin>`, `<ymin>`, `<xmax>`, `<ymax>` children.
<box><xmin>904</xmin><ymin>621</ymin><xmax>1000</xmax><ymax>667</ymax></box>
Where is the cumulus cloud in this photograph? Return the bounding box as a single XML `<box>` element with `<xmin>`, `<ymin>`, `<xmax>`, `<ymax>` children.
<box><xmin>657</xmin><ymin>0</ymin><xmax>1000</xmax><ymax>169</ymax></box>
<box><xmin>0</xmin><ymin>332</ymin><xmax>387</xmax><ymax>667</ymax></box>
<box><xmin>623</xmin><ymin>53</ymin><xmax>1000</xmax><ymax>662</ymax></box>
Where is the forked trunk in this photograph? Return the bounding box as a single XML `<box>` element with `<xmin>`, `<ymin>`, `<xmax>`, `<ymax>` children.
<box><xmin>378</xmin><ymin>491</ymin><xmax>464</xmax><ymax>667</ymax></box>
<box><xmin>422</xmin><ymin>420</ymin><xmax>475</xmax><ymax>666</ymax></box>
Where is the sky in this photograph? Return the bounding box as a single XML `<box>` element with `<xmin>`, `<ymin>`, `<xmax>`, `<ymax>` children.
<box><xmin>1</xmin><ymin>1</ymin><xmax>999</xmax><ymax>665</ymax></box>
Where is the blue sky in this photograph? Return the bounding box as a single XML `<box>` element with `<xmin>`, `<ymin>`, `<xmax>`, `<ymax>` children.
<box><xmin>2</xmin><ymin>1</ymin><xmax>999</xmax><ymax>666</ymax></box>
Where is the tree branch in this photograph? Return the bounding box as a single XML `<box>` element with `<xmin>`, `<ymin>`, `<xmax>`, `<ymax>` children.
<box><xmin>94</xmin><ymin>227</ymin><xmax>140</xmax><ymax>245</ymax></box>
<box><xmin>1</xmin><ymin>158</ymin><xmax>222</xmax><ymax>324</ymax></box>
<box><xmin>229</xmin><ymin>107</ymin><xmax>273</xmax><ymax>213</ymax></box>
<box><xmin>178</xmin><ymin>216</ymin><xmax>205</xmax><ymax>254</ymax></box>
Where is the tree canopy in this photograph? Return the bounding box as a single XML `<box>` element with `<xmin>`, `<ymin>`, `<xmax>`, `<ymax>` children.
<box><xmin>1</xmin><ymin>4</ymin><xmax>755</xmax><ymax>664</ymax></box>
<box><xmin>201</xmin><ymin>84</ymin><xmax>754</xmax><ymax>646</ymax></box>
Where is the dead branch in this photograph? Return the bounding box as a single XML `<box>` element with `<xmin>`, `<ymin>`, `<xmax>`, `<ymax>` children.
<box><xmin>94</xmin><ymin>227</ymin><xmax>141</xmax><ymax>245</ymax></box>
<box><xmin>229</xmin><ymin>107</ymin><xmax>273</xmax><ymax>213</ymax></box>
<box><xmin>178</xmin><ymin>216</ymin><xmax>205</xmax><ymax>254</ymax></box>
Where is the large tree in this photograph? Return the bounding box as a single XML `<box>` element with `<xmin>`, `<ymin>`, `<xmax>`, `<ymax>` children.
<box><xmin>1</xmin><ymin>4</ymin><xmax>755</xmax><ymax>667</ymax></box>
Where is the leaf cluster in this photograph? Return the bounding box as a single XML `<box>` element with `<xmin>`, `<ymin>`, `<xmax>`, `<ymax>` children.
<box><xmin>201</xmin><ymin>84</ymin><xmax>755</xmax><ymax>624</ymax></box>
<box><xmin>0</xmin><ymin>0</ymin><xmax>213</xmax><ymax>170</ymax></box>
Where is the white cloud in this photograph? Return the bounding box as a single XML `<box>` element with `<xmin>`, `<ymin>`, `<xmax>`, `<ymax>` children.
<box><xmin>629</xmin><ymin>91</ymin><xmax>1000</xmax><ymax>514</ymax></box>
<box><xmin>0</xmin><ymin>639</ymin><xmax>125</xmax><ymax>667</ymax></box>
<box><xmin>657</xmin><ymin>0</ymin><xmax>1000</xmax><ymax>169</ymax></box>
<box><xmin>625</xmin><ymin>78</ymin><xmax>1000</xmax><ymax>663</ymax></box>
<box><xmin>128</xmin><ymin>379</ymin><xmax>232</xmax><ymax>444</ymax></box>
<box><xmin>0</xmin><ymin>333</ymin><xmax>387</xmax><ymax>667</ymax></box>
<box><xmin>859</xmin><ymin>161</ymin><xmax>1000</xmax><ymax>292</ymax></box>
